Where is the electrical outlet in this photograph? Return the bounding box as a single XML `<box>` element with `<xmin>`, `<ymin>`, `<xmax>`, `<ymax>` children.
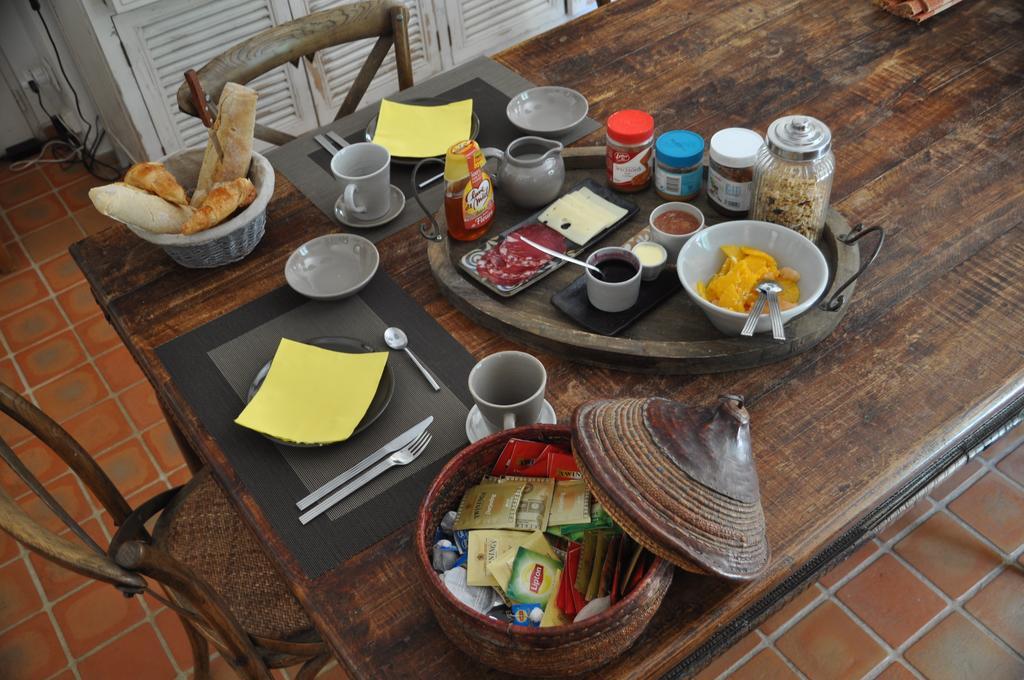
<box><xmin>21</xmin><ymin>63</ymin><xmax>60</xmax><ymax>94</ymax></box>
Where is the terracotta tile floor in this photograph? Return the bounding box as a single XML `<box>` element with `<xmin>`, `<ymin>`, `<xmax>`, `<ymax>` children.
<box><xmin>0</xmin><ymin>164</ymin><xmax>1022</xmax><ymax>679</ymax></box>
<box><xmin>0</xmin><ymin>164</ymin><xmax>345</xmax><ymax>679</ymax></box>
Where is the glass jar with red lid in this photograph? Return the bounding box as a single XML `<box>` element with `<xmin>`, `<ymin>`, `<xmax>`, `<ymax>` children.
<box><xmin>606</xmin><ymin>110</ymin><xmax>654</xmax><ymax>193</ymax></box>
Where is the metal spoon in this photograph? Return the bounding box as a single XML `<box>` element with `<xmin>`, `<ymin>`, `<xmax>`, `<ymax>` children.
<box><xmin>514</xmin><ymin>234</ymin><xmax>604</xmax><ymax>277</ymax></box>
<box><xmin>759</xmin><ymin>281</ymin><xmax>786</xmax><ymax>341</ymax></box>
<box><xmin>384</xmin><ymin>327</ymin><xmax>440</xmax><ymax>392</ymax></box>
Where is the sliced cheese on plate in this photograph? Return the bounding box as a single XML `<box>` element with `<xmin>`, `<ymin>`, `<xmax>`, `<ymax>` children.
<box><xmin>538</xmin><ymin>187</ymin><xmax>628</xmax><ymax>246</ymax></box>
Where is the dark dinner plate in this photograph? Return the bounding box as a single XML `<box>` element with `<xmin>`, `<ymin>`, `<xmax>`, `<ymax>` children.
<box><xmin>365</xmin><ymin>97</ymin><xmax>481</xmax><ymax>165</ymax></box>
<box><xmin>246</xmin><ymin>336</ymin><xmax>395</xmax><ymax>448</ymax></box>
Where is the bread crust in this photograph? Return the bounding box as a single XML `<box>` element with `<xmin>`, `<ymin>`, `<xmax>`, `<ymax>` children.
<box><xmin>193</xmin><ymin>82</ymin><xmax>258</xmax><ymax>205</ymax></box>
<box><xmin>88</xmin><ymin>183</ymin><xmax>193</xmax><ymax>234</ymax></box>
<box><xmin>124</xmin><ymin>162</ymin><xmax>188</xmax><ymax>205</ymax></box>
<box><xmin>180</xmin><ymin>177</ymin><xmax>257</xmax><ymax>235</ymax></box>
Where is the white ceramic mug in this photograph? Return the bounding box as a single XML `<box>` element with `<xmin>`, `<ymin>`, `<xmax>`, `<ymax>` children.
<box><xmin>330</xmin><ymin>142</ymin><xmax>391</xmax><ymax>221</ymax></box>
<box><xmin>649</xmin><ymin>202</ymin><xmax>705</xmax><ymax>262</ymax></box>
<box><xmin>468</xmin><ymin>351</ymin><xmax>547</xmax><ymax>431</ymax></box>
<box><xmin>585</xmin><ymin>247</ymin><xmax>642</xmax><ymax>313</ymax></box>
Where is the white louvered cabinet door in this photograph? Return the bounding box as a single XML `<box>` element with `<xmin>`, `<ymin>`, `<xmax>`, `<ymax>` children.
<box><xmin>290</xmin><ymin>0</ymin><xmax>444</xmax><ymax>122</ymax></box>
<box><xmin>437</xmin><ymin>0</ymin><xmax>568</xmax><ymax>65</ymax></box>
<box><xmin>113</xmin><ymin>0</ymin><xmax>319</xmax><ymax>154</ymax></box>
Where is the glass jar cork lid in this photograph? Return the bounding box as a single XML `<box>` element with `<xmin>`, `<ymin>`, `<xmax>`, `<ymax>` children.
<box><xmin>766</xmin><ymin>115</ymin><xmax>831</xmax><ymax>161</ymax></box>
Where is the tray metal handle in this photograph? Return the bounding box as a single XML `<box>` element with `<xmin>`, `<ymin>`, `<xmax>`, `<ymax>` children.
<box><xmin>821</xmin><ymin>223</ymin><xmax>885</xmax><ymax>312</ymax></box>
<box><xmin>412</xmin><ymin>158</ymin><xmax>445</xmax><ymax>241</ymax></box>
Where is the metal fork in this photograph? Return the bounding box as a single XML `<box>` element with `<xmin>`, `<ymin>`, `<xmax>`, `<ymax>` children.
<box><xmin>298</xmin><ymin>432</ymin><xmax>433</xmax><ymax>525</ymax></box>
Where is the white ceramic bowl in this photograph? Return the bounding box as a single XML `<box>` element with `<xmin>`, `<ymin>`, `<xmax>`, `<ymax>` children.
<box><xmin>506</xmin><ymin>86</ymin><xmax>589</xmax><ymax>136</ymax></box>
<box><xmin>649</xmin><ymin>202</ymin><xmax>705</xmax><ymax>262</ymax></box>
<box><xmin>677</xmin><ymin>221</ymin><xmax>829</xmax><ymax>336</ymax></box>
<box><xmin>285</xmin><ymin>234</ymin><xmax>379</xmax><ymax>301</ymax></box>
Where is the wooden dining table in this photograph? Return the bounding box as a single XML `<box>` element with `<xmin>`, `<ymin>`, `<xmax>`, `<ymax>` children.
<box><xmin>70</xmin><ymin>0</ymin><xmax>1024</xmax><ymax>677</ymax></box>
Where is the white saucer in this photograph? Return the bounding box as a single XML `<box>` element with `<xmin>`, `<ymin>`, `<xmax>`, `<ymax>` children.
<box><xmin>465</xmin><ymin>400</ymin><xmax>557</xmax><ymax>443</ymax></box>
<box><xmin>334</xmin><ymin>185</ymin><xmax>405</xmax><ymax>228</ymax></box>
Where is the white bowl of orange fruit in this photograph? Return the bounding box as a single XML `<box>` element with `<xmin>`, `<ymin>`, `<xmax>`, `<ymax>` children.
<box><xmin>676</xmin><ymin>220</ymin><xmax>829</xmax><ymax>336</ymax></box>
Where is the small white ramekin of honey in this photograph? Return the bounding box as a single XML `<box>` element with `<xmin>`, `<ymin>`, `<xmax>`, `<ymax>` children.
<box><xmin>632</xmin><ymin>241</ymin><xmax>668</xmax><ymax>281</ymax></box>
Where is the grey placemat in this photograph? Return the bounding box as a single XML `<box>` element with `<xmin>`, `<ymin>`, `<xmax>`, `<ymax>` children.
<box><xmin>268</xmin><ymin>56</ymin><xmax>602</xmax><ymax>242</ymax></box>
<box><xmin>208</xmin><ymin>298</ymin><xmax>468</xmax><ymax>520</ymax></box>
<box><xmin>155</xmin><ymin>276</ymin><xmax>476</xmax><ymax>578</ymax></box>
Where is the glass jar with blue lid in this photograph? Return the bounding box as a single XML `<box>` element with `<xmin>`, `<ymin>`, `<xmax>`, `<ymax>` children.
<box><xmin>654</xmin><ymin>130</ymin><xmax>704</xmax><ymax>201</ymax></box>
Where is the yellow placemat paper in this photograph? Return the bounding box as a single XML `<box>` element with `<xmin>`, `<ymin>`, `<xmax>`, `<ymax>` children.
<box><xmin>371</xmin><ymin>99</ymin><xmax>473</xmax><ymax>158</ymax></box>
<box><xmin>235</xmin><ymin>338</ymin><xmax>388</xmax><ymax>445</ymax></box>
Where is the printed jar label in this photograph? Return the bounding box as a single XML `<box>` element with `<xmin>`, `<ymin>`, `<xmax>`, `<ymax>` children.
<box><xmin>655</xmin><ymin>166</ymin><xmax>702</xmax><ymax>198</ymax></box>
<box><xmin>461</xmin><ymin>174</ymin><xmax>494</xmax><ymax>230</ymax></box>
<box><xmin>707</xmin><ymin>167</ymin><xmax>752</xmax><ymax>211</ymax></box>
<box><xmin>607</xmin><ymin>145</ymin><xmax>653</xmax><ymax>188</ymax></box>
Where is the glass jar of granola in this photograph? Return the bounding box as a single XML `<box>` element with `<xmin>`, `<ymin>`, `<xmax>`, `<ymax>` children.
<box><xmin>749</xmin><ymin>115</ymin><xmax>834</xmax><ymax>241</ymax></box>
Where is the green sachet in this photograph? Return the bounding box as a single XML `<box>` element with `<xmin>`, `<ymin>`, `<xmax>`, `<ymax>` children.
<box><xmin>548</xmin><ymin>502</ymin><xmax>617</xmax><ymax>541</ymax></box>
<box><xmin>506</xmin><ymin>547</ymin><xmax>562</xmax><ymax>606</ymax></box>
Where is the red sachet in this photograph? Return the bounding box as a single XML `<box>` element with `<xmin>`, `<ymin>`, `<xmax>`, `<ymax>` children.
<box><xmin>561</xmin><ymin>544</ymin><xmax>581</xmax><ymax>616</ymax></box>
<box><xmin>545</xmin><ymin>451</ymin><xmax>581</xmax><ymax>480</ymax></box>
<box><xmin>626</xmin><ymin>553</ymin><xmax>647</xmax><ymax>593</ymax></box>
<box><xmin>491</xmin><ymin>439</ymin><xmax>547</xmax><ymax>476</ymax></box>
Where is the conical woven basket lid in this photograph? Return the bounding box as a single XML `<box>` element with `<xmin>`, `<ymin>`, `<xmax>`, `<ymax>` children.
<box><xmin>571</xmin><ymin>395</ymin><xmax>769</xmax><ymax>580</ymax></box>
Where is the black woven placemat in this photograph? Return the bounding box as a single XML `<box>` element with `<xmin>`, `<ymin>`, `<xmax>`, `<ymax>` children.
<box><xmin>269</xmin><ymin>56</ymin><xmax>602</xmax><ymax>243</ymax></box>
<box><xmin>156</xmin><ymin>273</ymin><xmax>475</xmax><ymax>578</ymax></box>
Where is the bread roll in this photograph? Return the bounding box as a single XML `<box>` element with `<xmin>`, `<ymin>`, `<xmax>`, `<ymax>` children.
<box><xmin>124</xmin><ymin>162</ymin><xmax>188</xmax><ymax>205</ymax></box>
<box><xmin>193</xmin><ymin>82</ymin><xmax>258</xmax><ymax>205</ymax></box>
<box><xmin>181</xmin><ymin>177</ymin><xmax>257</xmax><ymax>235</ymax></box>
<box><xmin>88</xmin><ymin>183</ymin><xmax>192</xmax><ymax>234</ymax></box>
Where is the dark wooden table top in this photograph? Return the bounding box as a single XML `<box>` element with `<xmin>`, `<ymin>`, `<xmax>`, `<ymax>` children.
<box><xmin>70</xmin><ymin>0</ymin><xmax>1024</xmax><ymax>677</ymax></box>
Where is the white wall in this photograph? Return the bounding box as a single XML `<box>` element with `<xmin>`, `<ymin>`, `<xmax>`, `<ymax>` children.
<box><xmin>0</xmin><ymin>1</ymin><xmax>124</xmax><ymax>160</ymax></box>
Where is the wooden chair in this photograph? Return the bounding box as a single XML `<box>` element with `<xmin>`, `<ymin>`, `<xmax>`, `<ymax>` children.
<box><xmin>177</xmin><ymin>0</ymin><xmax>414</xmax><ymax>145</ymax></box>
<box><xmin>0</xmin><ymin>382</ymin><xmax>330</xmax><ymax>680</ymax></box>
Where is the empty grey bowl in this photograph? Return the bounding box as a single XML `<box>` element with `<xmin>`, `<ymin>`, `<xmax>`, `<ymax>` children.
<box><xmin>506</xmin><ymin>86</ymin><xmax>589</xmax><ymax>137</ymax></box>
<box><xmin>285</xmin><ymin>234</ymin><xmax>379</xmax><ymax>301</ymax></box>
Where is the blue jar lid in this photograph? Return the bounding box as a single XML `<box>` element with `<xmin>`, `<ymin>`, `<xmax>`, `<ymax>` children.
<box><xmin>655</xmin><ymin>130</ymin><xmax>704</xmax><ymax>168</ymax></box>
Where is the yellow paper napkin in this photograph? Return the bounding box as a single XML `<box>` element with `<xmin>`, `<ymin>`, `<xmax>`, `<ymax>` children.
<box><xmin>371</xmin><ymin>99</ymin><xmax>473</xmax><ymax>158</ymax></box>
<box><xmin>235</xmin><ymin>338</ymin><xmax>388</xmax><ymax>445</ymax></box>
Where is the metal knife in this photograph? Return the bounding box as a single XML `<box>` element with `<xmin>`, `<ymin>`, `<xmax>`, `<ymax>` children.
<box><xmin>314</xmin><ymin>134</ymin><xmax>339</xmax><ymax>156</ymax></box>
<box><xmin>295</xmin><ymin>416</ymin><xmax>433</xmax><ymax>511</ymax></box>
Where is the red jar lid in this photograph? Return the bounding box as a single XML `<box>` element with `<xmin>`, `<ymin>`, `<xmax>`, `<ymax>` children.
<box><xmin>607</xmin><ymin>110</ymin><xmax>654</xmax><ymax>145</ymax></box>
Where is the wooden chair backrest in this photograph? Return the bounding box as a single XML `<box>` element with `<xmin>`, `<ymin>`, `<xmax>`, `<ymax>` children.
<box><xmin>176</xmin><ymin>0</ymin><xmax>415</xmax><ymax>145</ymax></box>
<box><xmin>0</xmin><ymin>382</ymin><xmax>144</xmax><ymax>591</ymax></box>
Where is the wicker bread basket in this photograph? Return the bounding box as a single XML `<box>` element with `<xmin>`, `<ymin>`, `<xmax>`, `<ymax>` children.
<box><xmin>122</xmin><ymin>148</ymin><xmax>273</xmax><ymax>268</ymax></box>
<box><xmin>414</xmin><ymin>424</ymin><xmax>673</xmax><ymax>677</ymax></box>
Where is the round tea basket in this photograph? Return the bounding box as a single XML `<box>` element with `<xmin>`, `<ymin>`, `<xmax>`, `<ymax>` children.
<box><xmin>414</xmin><ymin>424</ymin><xmax>673</xmax><ymax>677</ymax></box>
<box><xmin>122</xmin><ymin>148</ymin><xmax>274</xmax><ymax>268</ymax></box>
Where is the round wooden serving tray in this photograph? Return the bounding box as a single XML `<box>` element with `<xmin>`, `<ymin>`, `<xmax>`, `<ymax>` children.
<box><xmin>427</xmin><ymin>147</ymin><xmax>874</xmax><ymax>374</ymax></box>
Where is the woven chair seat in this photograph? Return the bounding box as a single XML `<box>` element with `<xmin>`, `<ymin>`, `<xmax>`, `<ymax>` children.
<box><xmin>153</xmin><ymin>469</ymin><xmax>313</xmax><ymax>640</ymax></box>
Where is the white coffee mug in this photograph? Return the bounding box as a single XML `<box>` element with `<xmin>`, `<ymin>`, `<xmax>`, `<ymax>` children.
<box><xmin>468</xmin><ymin>351</ymin><xmax>547</xmax><ymax>431</ymax></box>
<box><xmin>330</xmin><ymin>142</ymin><xmax>391</xmax><ymax>221</ymax></box>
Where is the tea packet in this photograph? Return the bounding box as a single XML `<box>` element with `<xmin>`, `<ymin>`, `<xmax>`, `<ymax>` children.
<box><xmin>484</xmin><ymin>530</ymin><xmax>556</xmax><ymax>590</ymax></box>
<box><xmin>496</xmin><ymin>475</ymin><xmax>554</xmax><ymax>531</ymax></box>
<box><xmin>540</xmin><ymin>569</ymin><xmax>572</xmax><ymax>627</ymax></box>
<box><xmin>575</xmin><ymin>532</ymin><xmax>597</xmax><ymax>595</ymax></box>
<box><xmin>506</xmin><ymin>547</ymin><xmax>562</xmax><ymax>606</ymax></box>
<box><xmin>548</xmin><ymin>479</ymin><xmax>591</xmax><ymax>527</ymax></box>
<box><xmin>467</xmin><ymin>529</ymin><xmax>530</xmax><ymax>587</ymax></box>
<box><xmin>586</xmin><ymin>532</ymin><xmax>610</xmax><ymax>601</ymax></box>
<box><xmin>453</xmin><ymin>481</ymin><xmax>525</xmax><ymax>530</ymax></box>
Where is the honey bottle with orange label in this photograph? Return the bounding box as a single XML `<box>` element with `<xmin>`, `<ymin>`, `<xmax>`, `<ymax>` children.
<box><xmin>443</xmin><ymin>140</ymin><xmax>495</xmax><ymax>241</ymax></box>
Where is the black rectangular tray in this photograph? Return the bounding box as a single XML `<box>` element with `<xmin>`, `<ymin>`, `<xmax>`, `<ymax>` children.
<box><xmin>457</xmin><ymin>179</ymin><xmax>639</xmax><ymax>298</ymax></box>
<box><xmin>551</xmin><ymin>268</ymin><xmax>682</xmax><ymax>336</ymax></box>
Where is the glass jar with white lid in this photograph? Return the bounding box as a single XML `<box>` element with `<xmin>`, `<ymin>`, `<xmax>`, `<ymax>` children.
<box><xmin>749</xmin><ymin>115</ymin><xmax>835</xmax><ymax>241</ymax></box>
